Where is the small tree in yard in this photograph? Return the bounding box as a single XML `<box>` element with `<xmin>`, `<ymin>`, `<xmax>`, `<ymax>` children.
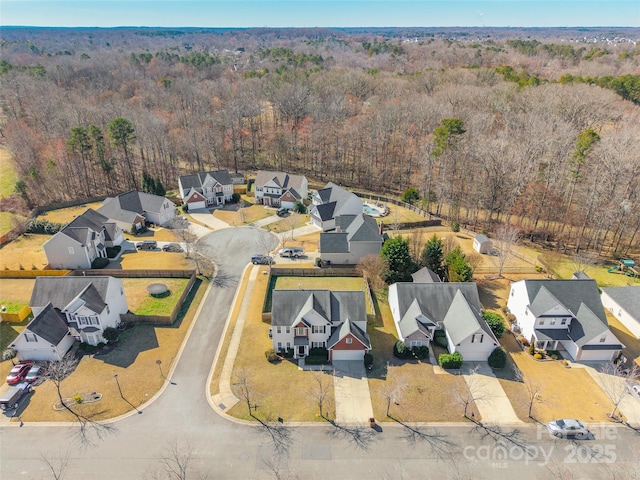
<box><xmin>514</xmin><ymin>369</ymin><xmax>545</xmax><ymax>419</ymax></box>
<box><xmin>376</xmin><ymin>366</ymin><xmax>408</xmax><ymax>417</ymax></box>
<box><xmin>309</xmin><ymin>372</ymin><xmax>332</xmax><ymax>419</ymax></box>
<box><xmin>293</xmin><ymin>200</ymin><xmax>307</xmax><ymax>214</ymax></box>
<box><xmin>380</xmin><ymin>235</ymin><xmax>417</xmax><ymax>284</ymax></box>
<box><xmin>482</xmin><ymin>312</ymin><xmax>506</xmax><ymax>339</ymax></box>
<box><xmin>420</xmin><ymin>234</ymin><xmax>446</xmax><ymax>279</ymax></box>
<box><xmin>487</xmin><ymin>347</ymin><xmax>507</xmax><ymax>369</ymax></box>
<box><xmin>491</xmin><ymin>225</ymin><xmax>520</xmax><ymax>278</ymax></box>
<box><xmin>444</xmin><ymin>246</ymin><xmax>473</xmax><ymax>282</ymax></box>
<box><xmin>401</xmin><ymin>187</ymin><xmax>420</xmax><ymax>205</ymax></box>
<box><xmin>102</xmin><ymin>327</ymin><xmax>119</xmax><ymax>344</ymax></box>
<box><xmin>356</xmin><ymin>254</ymin><xmax>389</xmax><ymax>293</ymax></box>
<box><xmin>599</xmin><ymin>362</ymin><xmax>639</xmax><ymax>420</ymax></box>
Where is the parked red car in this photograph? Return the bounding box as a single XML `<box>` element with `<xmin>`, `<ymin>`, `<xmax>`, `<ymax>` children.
<box><xmin>6</xmin><ymin>361</ymin><xmax>34</xmax><ymax>385</ymax></box>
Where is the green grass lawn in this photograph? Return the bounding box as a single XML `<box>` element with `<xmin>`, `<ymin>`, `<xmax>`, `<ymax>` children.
<box><xmin>0</xmin><ymin>318</ymin><xmax>28</xmax><ymax>353</ymax></box>
<box><xmin>0</xmin><ymin>148</ymin><xmax>18</xmax><ymax>199</ymax></box>
<box><xmin>123</xmin><ymin>278</ymin><xmax>190</xmax><ymax>316</ymax></box>
<box><xmin>0</xmin><ymin>301</ymin><xmax>29</xmax><ymax>314</ymax></box>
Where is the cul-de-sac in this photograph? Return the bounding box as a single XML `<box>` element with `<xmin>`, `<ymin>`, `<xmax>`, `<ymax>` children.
<box><xmin>1</xmin><ymin>24</ymin><xmax>639</xmax><ymax>480</ymax></box>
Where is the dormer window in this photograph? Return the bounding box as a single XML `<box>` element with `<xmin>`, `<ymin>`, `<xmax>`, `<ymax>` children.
<box><xmin>599</xmin><ymin>334</ymin><xmax>607</xmax><ymax>343</ymax></box>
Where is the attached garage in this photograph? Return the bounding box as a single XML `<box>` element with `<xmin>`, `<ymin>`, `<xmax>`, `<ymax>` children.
<box><xmin>331</xmin><ymin>349</ymin><xmax>365</xmax><ymax>362</ymax></box>
<box><xmin>577</xmin><ymin>347</ymin><xmax>621</xmax><ymax>362</ymax></box>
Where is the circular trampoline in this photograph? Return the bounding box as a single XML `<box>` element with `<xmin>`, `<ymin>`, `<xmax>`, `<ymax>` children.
<box><xmin>147</xmin><ymin>283</ymin><xmax>169</xmax><ymax>297</ymax></box>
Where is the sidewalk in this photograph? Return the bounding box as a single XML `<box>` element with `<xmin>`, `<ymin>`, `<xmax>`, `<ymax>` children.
<box><xmin>211</xmin><ymin>265</ymin><xmax>259</xmax><ymax>412</ymax></box>
<box><xmin>462</xmin><ymin>362</ymin><xmax>524</xmax><ymax>425</ymax></box>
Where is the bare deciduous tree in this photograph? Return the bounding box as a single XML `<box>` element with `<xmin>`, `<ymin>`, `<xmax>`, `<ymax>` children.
<box><xmin>408</xmin><ymin>229</ymin><xmax>425</xmax><ymax>264</ymax></box>
<box><xmin>356</xmin><ymin>254</ymin><xmax>389</xmax><ymax>293</ymax></box>
<box><xmin>491</xmin><ymin>225</ymin><xmax>520</xmax><ymax>277</ymax></box>
<box><xmin>41</xmin><ymin>449</ymin><xmax>71</xmax><ymax>480</ymax></box>
<box><xmin>571</xmin><ymin>251</ymin><xmax>599</xmax><ymax>275</ymax></box>
<box><xmin>538</xmin><ymin>250</ymin><xmax>564</xmax><ymax>278</ymax></box>
<box><xmin>514</xmin><ymin>369</ymin><xmax>545</xmax><ymax>419</ymax></box>
<box><xmin>598</xmin><ymin>362</ymin><xmax>639</xmax><ymax>420</ymax></box>
<box><xmin>144</xmin><ymin>440</ymin><xmax>209</xmax><ymax>480</ymax></box>
<box><xmin>451</xmin><ymin>367</ymin><xmax>486</xmax><ymax>419</ymax></box>
<box><xmin>309</xmin><ymin>372</ymin><xmax>333</xmax><ymax>419</ymax></box>
<box><xmin>375</xmin><ymin>367</ymin><xmax>408</xmax><ymax>418</ymax></box>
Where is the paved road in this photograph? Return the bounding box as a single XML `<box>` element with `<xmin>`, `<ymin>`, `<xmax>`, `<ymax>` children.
<box><xmin>2</xmin><ymin>226</ymin><xmax>640</xmax><ymax>479</ymax></box>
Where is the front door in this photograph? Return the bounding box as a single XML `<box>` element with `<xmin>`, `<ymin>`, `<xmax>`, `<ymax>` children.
<box><xmin>298</xmin><ymin>346</ymin><xmax>305</xmax><ymax>357</ymax></box>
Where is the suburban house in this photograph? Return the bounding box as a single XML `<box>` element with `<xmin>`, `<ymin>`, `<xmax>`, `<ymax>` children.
<box><xmin>388</xmin><ymin>282</ymin><xmax>499</xmax><ymax>361</ymax></box>
<box><xmin>310</xmin><ymin>182</ymin><xmax>363</xmax><ymax>231</ymax></box>
<box><xmin>254</xmin><ymin>170</ymin><xmax>308</xmax><ymax>210</ymax></box>
<box><xmin>270</xmin><ymin>289</ymin><xmax>371</xmax><ymax>361</ymax></box>
<box><xmin>507</xmin><ymin>279</ymin><xmax>624</xmax><ymax>361</ymax></box>
<box><xmin>97</xmin><ymin>190</ymin><xmax>176</xmax><ymax>231</ymax></box>
<box><xmin>44</xmin><ymin>209</ymin><xmax>124</xmax><ymax>270</ymax></box>
<box><xmin>411</xmin><ymin>267</ymin><xmax>442</xmax><ymax>283</ymax></box>
<box><xmin>178</xmin><ymin>170</ymin><xmax>234</xmax><ymax>209</ymax></box>
<box><xmin>473</xmin><ymin>234</ymin><xmax>493</xmax><ymax>254</ymax></box>
<box><xmin>319</xmin><ymin>214</ymin><xmax>384</xmax><ymax>265</ymax></box>
<box><xmin>601</xmin><ymin>286</ymin><xmax>640</xmax><ymax>339</ymax></box>
<box><xmin>10</xmin><ymin>303</ymin><xmax>75</xmax><ymax>362</ymax></box>
<box><xmin>30</xmin><ymin>276</ymin><xmax>129</xmax><ymax>346</ymax></box>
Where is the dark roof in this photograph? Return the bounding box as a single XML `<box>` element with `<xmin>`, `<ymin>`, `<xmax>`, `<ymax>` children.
<box><xmin>602</xmin><ymin>287</ymin><xmax>640</xmax><ymax>318</ymax></box>
<box><xmin>411</xmin><ymin>267</ymin><xmax>441</xmax><ymax>283</ymax></box>
<box><xmin>271</xmin><ymin>290</ymin><xmax>365</xmax><ymax>328</ymax></box>
<box><xmin>582</xmin><ymin>343</ymin><xmax>625</xmax><ymax>350</ymax></box>
<box><xmin>327</xmin><ymin>319</ymin><xmax>371</xmax><ymax>349</ymax></box>
<box><xmin>572</xmin><ymin>271</ymin><xmax>591</xmax><ymax>280</ymax></box>
<box><xmin>312</xmin><ymin>182</ymin><xmax>361</xmax><ymax>221</ymax></box>
<box><xmin>536</xmin><ymin>328</ymin><xmax>570</xmax><ymax>341</ymax></box>
<box><xmin>523</xmin><ymin>279</ymin><xmax>611</xmax><ymax>347</ymax></box>
<box><xmin>320</xmin><ymin>232</ymin><xmax>349</xmax><ymax>253</ymax></box>
<box><xmin>313</xmin><ymin>202</ymin><xmax>337</xmax><ymax>221</ymax></box>
<box><xmin>179</xmin><ymin>170</ymin><xmax>233</xmax><ymax>193</ymax></box>
<box><xmin>60</xmin><ymin>208</ymin><xmax>120</xmax><ymax>242</ymax></box>
<box><xmin>98</xmin><ymin>190</ymin><xmax>169</xmax><ymax>223</ymax></box>
<box><xmin>25</xmin><ymin>303</ymin><xmax>69</xmax><ymax>345</ymax></box>
<box><xmin>30</xmin><ymin>277</ymin><xmax>112</xmax><ymax>313</ymax></box>
<box><xmin>255</xmin><ymin>170</ymin><xmax>306</xmax><ymax>193</ymax></box>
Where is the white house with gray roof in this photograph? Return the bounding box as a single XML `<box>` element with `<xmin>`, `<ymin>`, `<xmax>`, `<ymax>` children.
<box><xmin>97</xmin><ymin>190</ymin><xmax>176</xmax><ymax>231</ymax></box>
<box><xmin>270</xmin><ymin>290</ymin><xmax>370</xmax><ymax>361</ymax></box>
<box><xmin>310</xmin><ymin>182</ymin><xmax>363</xmax><ymax>231</ymax></box>
<box><xmin>601</xmin><ymin>286</ymin><xmax>640</xmax><ymax>339</ymax></box>
<box><xmin>11</xmin><ymin>303</ymin><xmax>75</xmax><ymax>362</ymax></box>
<box><xmin>508</xmin><ymin>279</ymin><xmax>624</xmax><ymax>361</ymax></box>
<box><xmin>319</xmin><ymin>213</ymin><xmax>384</xmax><ymax>265</ymax></box>
<box><xmin>254</xmin><ymin>170</ymin><xmax>308</xmax><ymax>210</ymax></box>
<box><xmin>389</xmin><ymin>282</ymin><xmax>499</xmax><ymax>361</ymax></box>
<box><xmin>44</xmin><ymin>209</ymin><xmax>124</xmax><ymax>270</ymax></box>
<box><xmin>178</xmin><ymin>170</ymin><xmax>233</xmax><ymax>209</ymax></box>
<box><xmin>30</xmin><ymin>276</ymin><xmax>128</xmax><ymax>346</ymax></box>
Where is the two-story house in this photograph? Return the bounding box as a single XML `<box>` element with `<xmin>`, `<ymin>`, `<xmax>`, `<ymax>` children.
<box><xmin>389</xmin><ymin>282</ymin><xmax>499</xmax><ymax>361</ymax></box>
<box><xmin>309</xmin><ymin>182</ymin><xmax>363</xmax><ymax>231</ymax></box>
<box><xmin>254</xmin><ymin>170</ymin><xmax>308</xmax><ymax>210</ymax></box>
<box><xmin>97</xmin><ymin>190</ymin><xmax>176</xmax><ymax>231</ymax></box>
<box><xmin>30</xmin><ymin>276</ymin><xmax>129</xmax><ymax>346</ymax></box>
<box><xmin>507</xmin><ymin>279</ymin><xmax>624</xmax><ymax>362</ymax></box>
<box><xmin>178</xmin><ymin>170</ymin><xmax>234</xmax><ymax>209</ymax></box>
<box><xmin>319</xmin><ymin>213</ymin><xmax>384</xmax><ymax>265</ymax></box>
<box><xmin>270</xmin><ymin>290</ymin><xmax>371</xmax><ymax>362</ymax></box>
<box><xmin>44</xmin><ymin>209</ymin><xmax>124</xmax><ymax>270</ymax></box>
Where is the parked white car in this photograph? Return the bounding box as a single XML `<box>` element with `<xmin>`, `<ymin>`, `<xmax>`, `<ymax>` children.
<box><xmin>627</xmin><ymin>382</ymin><xmax>640</xmax><ymax>400</ymax></box>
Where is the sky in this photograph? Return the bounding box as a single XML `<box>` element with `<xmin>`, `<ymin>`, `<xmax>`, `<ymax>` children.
<box><xmin>1</xmin><ymin>0</ymin><xmax>639</xmax><ymax>28</ymax></box>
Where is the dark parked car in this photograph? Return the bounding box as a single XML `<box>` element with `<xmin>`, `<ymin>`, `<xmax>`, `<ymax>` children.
<box><xmin>6</xmin><ymin>362</ymin><xmax>34</xmax><ymax>385</ymax></box>
<box><xmin>0</xmin><ymin>383</ymin><xmax>32</xmax><ymax>410</ymax></box>
<box><xmin>251</xmin><ymin>254</ymin><xmax>274</xmax><ymax>265</ymax></box>
<box><xmin>136</xmin><ymin>240</ymin><xmax>158</xmax><ymax>250</ymax></box>
<box><xmin>276</xmin><ymin>208</ymin><xmax>289</xmax><ymax>217</ymax></box>
<box><xmin>162</xmin><ymin>243</ymin><xmax>183</xmax><ymax>253</ymax></box>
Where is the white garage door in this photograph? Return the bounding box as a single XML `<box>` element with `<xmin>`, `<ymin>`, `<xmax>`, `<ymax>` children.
<box><xmin>187</xmin><ymin>200</ymin><xmax>206</xmax><ymax>210</ymax></box>
<box><xmin>332</xmin><ymin>349</ymin><xmax>364</xmax><ymax>361</ymax></box>
<box><xmin>579</xmin><ymin>349</ymin><xmax>617</xmax><ymax>362</ymax></box>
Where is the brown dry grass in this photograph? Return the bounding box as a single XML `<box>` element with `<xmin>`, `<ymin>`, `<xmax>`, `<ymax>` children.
<box><xmin>226</xmin><ymin>266</ymin><xmax>336</xmax><ymax>422</ymax></box>
<box><xmin>117</xmin><ymin>249</ymin><xmax>195</xmax><ymax>270</ymax></box>
<box><xmin>0</xmin><ymin>234</ymin><xmax>49</xmax><ymax>270</ymax></box>
<box><xmin>124</xmin><ymin>227</ymin><xmax>180</xmax><ymax>243</ymax></box>
<box><xmin>264</xmin><ymin>214</ymin><xmax>310</xmax><ymax>234</ymax></box>
<box><xmin>37</xmin><ymin>202</ymin><xmax>104</xmax><ymax>224</ymax></box>
<box><xmin>16</xmin><ymin>278</ymin><xmax>207</xmax><ymax>422</ymax></box>
<box><xmin>213</xmin><ymin>205</ymin><xmax>272</xmax><ymax>226</ymax></box>
<box><xmin>280</xmin><ymin>231</ymin><xmax>320</xmax><ymax>252</ymax></box>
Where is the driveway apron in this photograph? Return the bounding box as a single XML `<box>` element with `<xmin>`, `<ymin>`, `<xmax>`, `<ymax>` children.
<box><xmin>332</xmin><ymin>360</ymin><xmax>374</xmax><ymax>424</ymax></box>
<box><xmin>463</xmin><ymin>362</ymin><xmax>523</xmax><ymax>424</ymax></box>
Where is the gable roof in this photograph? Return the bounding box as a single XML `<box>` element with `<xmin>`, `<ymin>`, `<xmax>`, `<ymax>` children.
<box><xmin>522</xmin><ymin>279</ymin><xmax>612</xmax><ymax>346</ymax></box>
<box><xmin>602</xmin><ymin>287</ymin><xmax>640</xmax><ymax>318</ymax></box>
<box><xmin>271</xmin><ymin>290</ymin><xmax>366</xmax><ymax>327</ymax></box>
<box><xmin>179</xmin><ymin>170</ymin><xmax>233</xmax><ymax>192</ymax></box>
<box><xmin>24</xmin><ymin>303</ymin><xmax>70</xmax><ymax>345</ymax></box>
<box><xmin>398</xmin><ymin>298</ymin><xmax>436</xmax><ymax>340</ymax></box>
<box><xmin>256</xmin><ymin>170</ymin><xmax>306</xmax><ymax>193</ymax></box>
<box><xmin>443</xmin><ymin>289</ymin><xmax>495</xmax><ymax>345</ymax></box>
<box><xmin>98</xmin><ymin>190</ymin><xmax>169</xmax><ymax>223</ymax></box>
<box><xmin>327</xmin><ymin>318</ymin><xmax>371</xmax><ymax>349</ymax></box>
<box><xmin>320</xmin><ymin>214</ymin><xmax>383</xmax><ymax>253</ymax></box>
<box><xmin>411</xmin><ymin>267</ymin><xmax>441</xmax><ymax>283</ymax></box>
<box><xmin>474</xmin><ymin>234</ymin><xmax>491</xmax><ymax>244</ymax></box>
<box><xmin>313</xmin><ymin>182</ymin><xmax>361</xmax><ymax>220</ymax></box>
<box><xmin>60</xmin><ymin>209</ymin><xmax>119</xmax><ymax>243</ymax></box>
<box><xmin>320</xmin><ymin>232</ymin><xmax>349</xmax><ymax>253</ymax></box>
<box><xmin>30</xmin><ymin>276</ymin><xmax>113</xmax><ymax>313</ymax></box>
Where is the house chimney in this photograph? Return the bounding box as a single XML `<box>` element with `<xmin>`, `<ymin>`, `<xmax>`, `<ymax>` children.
<box><xmin>379</xmin><ymin>221</ymin><xmax>384</xmax><ymax>236</ymax></box>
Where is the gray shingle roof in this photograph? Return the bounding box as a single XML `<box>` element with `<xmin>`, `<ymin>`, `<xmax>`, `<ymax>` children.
<box><xmin>25</xmin><ymin>303</ymin><xmax>69</xmax><ymax>345</ymax></box>
<box><xmin>256</xmin><ymin>170</ymin><xmax>306</xmax><ymax>193</ymax></box>
<box><xmin>475</xmin><ymin>234</ymin><xmax>490</xmax><ymax>244</ymax></box>
<box><xmin>536</xmin><ymin>328</ymin><xmax>570</xmax><ymax>341</ymax></box>
<box><xmin>398</xmin><ymin>298</ymin><xmax>436</xmax><ymax>339</ymax></box>
<box><xmin>30</xmin><ymin>277</ymin><xmax>111</xmax><ymax>313</ymax></box>
<box><xmin>523</xmin><ymin>279</ymin><xmax>611</xmax><ymax>347</ymax></box>
<box><xmin>179</xmin><ymin>170</ymin><xmax>233</xmax><ymax>193</ymax></box>
<box><xmin>313</xmin><ymin>182</ymin><xmax>360</xmax><ymax>221</ymax></box>
<box><xmin>320</xmin><ymin>214</ymin><xmax>383</xmax><ymax>254</ymax></box>
<box><xmin>61</xmin><ymin>209</ymin><xmax>119</xmax><ymax>242</ymax></box>
<box><xmin>313</xmin><ymin>202</ymin><xmax>337</xmax><ymax>221</ymax></box>
<box><xmin>320</xmin><ymin>232</ymin><xmax>349</xmax><ymax>253</ymax></box>
<box><xmin>411</xmin><ymin>267</ymin><xmax>441</xmax><ymax>283</ymax></box>
<box><xmin>98</xmin><ymin>190</ymin><xmax>169</xmax><ymax>224</ymax></box>
<box><xmin>443</xmin><ymin>289</ymin><xmax>496</xmax><ymax>346</ymax></box>
<box><xmin>327</xmin><ymin>318</ymin><xmax>371</xmax><ymax>349</ymax></box>
<box><xmin>602</xmin><ymin>286</ymin><xmax>640</xmax><ymax>318</ymax></box>
<box><xmin>271</xmin><ymin>290</ymin><xmax>365</xmax><ymax>328</ymax></box>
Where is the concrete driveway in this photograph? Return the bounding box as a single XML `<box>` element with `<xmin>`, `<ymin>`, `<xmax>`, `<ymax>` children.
<box><xmin>332</xmin><ymin>360</ymin><xmax>374</xmax><ymax>425</ymax></box>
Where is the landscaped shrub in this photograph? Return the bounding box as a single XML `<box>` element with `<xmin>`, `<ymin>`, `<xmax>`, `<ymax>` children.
<box><xmin>73</xmin><ymin>394</ymin><xmax>83</xmax><ymax>404</ymax></box>
<box><xmin>533</xmin><ymin>353</ymin><xmax>543</xmax><ymax>360</ymax></box>
<box><xmin>412</xmin><ymin>345</ymin><xmax>429</xmax><ymax>359</ymax></box>
<box><xmin>305</xmin><ymin>355</ymin><xmax>328</xmax><ymax>365</ymax></box>
<box><xmin>528</xmin><ymin>342</ymin><xmax>536</xmax><ymax>356</ymax></box>
<box><xmin>450</xmin><ymin>221</ymin><xmax>460</xmax><ymax>232</ymax></box>
<box><xmin>482</xmin><ymin>311</ymin><xmax>506</xmax><ymax>338</ymax></box>
<box><xmin>281</xmin><ymin>349</ymin><xmax>294</xmax><ymax>359</ymax></box>
<box><xmin>265</xmin><ymin>348</ymin><xmax>279</xmax><ymax>363</ymax></box>
<box><xmin>102</xmin><ymin>327</ymin><xmax>119</xmax><ymax>344</ymax></box>
<box><xmin>488</xmin><ymin>347</ymin><xmax>507</xmax><ymax>369</ymax></box>
<box><xmin>91</xmin><ymin>257</ymin><xmax>110</xmax><ymax>269</ymax></box>
<box><xmin>106</xmin><ymin>246</ymin><xmax>121</xmax><ymax>258</ymax></box>
<box><xmin>434</xmin><ymin>332</ymin><xmax>448</xmax><ymax>349</ymax></box>
<box><xmin>309</xmin><ymin>347</ymin><xmax>329</xmax><ymax>360</ymax></box>
<box><xmin>506</xmin><ymin>313</ymin><xmax>516</xmax><ymax>324</ymax></box>
<box><xmin>393</xmin><ymin>340</ymin><xmax>412</xmax><ymax>359</ymax></box>
<box><xmin>364</xmin><ymin>353</ymin><xmax>373</xmax><ymax>367</ymax></box>
<box><xmin>231</xmin><ymin>193</ymin><xmax>241</xmax><ymax>203</ymax></box>
<box><xmin>26</xmin><ymin>218</ymin><xmax>63</xmax><ymax>234</ymax></box>
<box><xmin>438</xmin><ymin>352</ymin><xmax>463</xmax><ymax>369</ymax></box>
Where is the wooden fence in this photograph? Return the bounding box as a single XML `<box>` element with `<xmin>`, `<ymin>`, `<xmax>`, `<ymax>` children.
<box><xmin>120</xmin><ymin>271</ymin><xmax>198</xmax><ymax>325</ymax></box>
<box><xmin>66</xmin><ymin>269</ymin><xmax>195</xmax><ymax>278</ymax></box>
<box><xmin>353</xmin><ymin>191</ymin><xmax>442</xmax><ymax>230</ymax></box>
<box><xmin>0</xmin><ymin>269</ymin><xmax>70</xmax><ymax>278</ymax></box>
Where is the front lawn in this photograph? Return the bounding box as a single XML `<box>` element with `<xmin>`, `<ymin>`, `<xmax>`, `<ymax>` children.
<box><xmin>264</xmin><ymin>214</ymin><xmax>310</xmax><ymax>234</ymax></box>
<box><xmin>15</xmin><ymin>278</ymin><xmax>206</xmax><ymax>423</ymax></box>
<box><xmin>213</xmin><ymin>204</ymin><xmax>272</xmax><ymax>226</ymax></box>
<box><xmin>123</xmin><ymin>278</ymin><xmax>191</xmax><ymax>316</ymax></box>
<box><xmin>117</xmin><ymin>249</ymin><xmax>195</xmax><ymax>270</ymax></box>
<box><xmin>227</xmin><ymin>267</ymin><xmax>334</xmax><ymax>422</ymax></box>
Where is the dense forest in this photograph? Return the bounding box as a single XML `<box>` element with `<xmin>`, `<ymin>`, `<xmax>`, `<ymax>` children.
<box><xmin>1</xmin><ymin>27</ymin><xmax>639</xmax><ymax>255</ymax></box>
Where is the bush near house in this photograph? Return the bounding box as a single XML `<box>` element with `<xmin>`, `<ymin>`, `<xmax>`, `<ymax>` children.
<box><xmin>106</xmin><ymin>246</ymin><xmax>121</xmax><ymax>258</ymax></box>
<box><xmin>306</xmin><ymin>347</ymin><xmax>329</xmax><ymax>365</ymax></box>
<box><xmin>364</xmin><ymin>353</ymin><xmax>373</xmax><ymax>367</ymax></box>
<box><xmin>393</xmin><ymin>340</ymin><xmax>412</xmax><ymax>359</ymax></box>
<box><xmin>483</xmin><ymin>311</ymin><xmax>506</xmax><ymax>338</ymax></box>
<box><xmin>488</xmin><ymin>347</ymin><xmax>507</xmax><ymax>369</ymax></box>
<box><xmin>265</xmin><ymin>348</ymin><xmax>279</xmax><ymax>363</ymax></box>
<box><xmin>91</xmin><ymin>257</ymin><xmax>110</xmax><ymax>269</ymax></box>
<box><xmin>438</xmin><ymin>352</ymin><xmax>463</xmax><ymax>369</ymax></box>
<box><xmin>102</xmin><ymin>327</ymin><xmax>119</xmax><ymax>344</ymax></box>
<box><xmin>434</xmin><ymin>329</ymin><xmax>448</xmax><ymax>349</ymax></box>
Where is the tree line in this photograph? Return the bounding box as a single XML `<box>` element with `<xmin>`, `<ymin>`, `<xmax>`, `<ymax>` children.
<box><xmin>0</xmin><ymin>28</ymin><xmax>638</xmax><ymax>255</ymax></box>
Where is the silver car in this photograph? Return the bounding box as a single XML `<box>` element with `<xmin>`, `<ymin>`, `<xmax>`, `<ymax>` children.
<box><xmin>547</xmin><ymin>418</ymin><xmax>590</xmax><ymax>439</ymax></box>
